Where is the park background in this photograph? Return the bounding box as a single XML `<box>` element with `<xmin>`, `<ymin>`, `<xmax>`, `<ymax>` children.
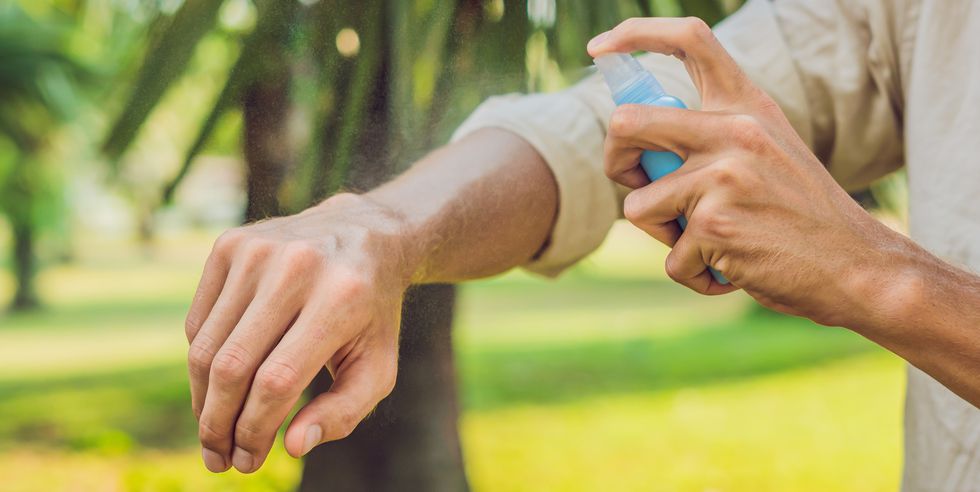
<box><xmin>0</xmin><ymin>0</ymin><xmax>911</xmax><ymax>490</ymax></box>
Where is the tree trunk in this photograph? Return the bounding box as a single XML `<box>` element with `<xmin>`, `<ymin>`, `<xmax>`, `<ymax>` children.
<box><xmin>241</xmin><ymin>1</ymin><xmax>296</xmax><ymax>222</ymax></box>
<box><xmin>299</xmin><ymin>3</ymin><xmax>467</xmax><ymax>489</ymax></box>
<box><xmin>10</xmin><ymin>219</ymin><xmax>39</xmax><ymax>311</ymax></box>
<box><xmin>237</xmin><ymin>2</ymin><xmax>467</xmax><ymax>487</ymax></box>
<box><xmin>242</xmin><ymin>76</ymin><xmax>291</xmax><ymax>221</ymax></box>
<box><xmin>299</xmin><ymin>284</ymin><xmax>467</xmax><ymax>492</ymax></box>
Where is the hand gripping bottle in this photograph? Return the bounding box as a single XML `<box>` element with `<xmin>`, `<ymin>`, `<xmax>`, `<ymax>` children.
<box><xmin>595</xmin><ymin>53</ymin><xmax>729</xmax><ymax>284</ymax></box>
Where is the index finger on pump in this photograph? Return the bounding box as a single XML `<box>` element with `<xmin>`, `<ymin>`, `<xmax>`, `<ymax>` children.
<box><xmin>588</xmin><ymin>17</ymin><xmax>751</xmax><ymax>107</ymax></box>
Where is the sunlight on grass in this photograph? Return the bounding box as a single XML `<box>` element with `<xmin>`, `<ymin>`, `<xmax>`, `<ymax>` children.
<box><xmin>464</xmin><ymin>354</ymin><xmax>903</xmax><ymax>492</ymax></box>
<box><xmin>0</xmin><ymin>443</ymin><xmax>299</xmax><ymax>492</ymax></box>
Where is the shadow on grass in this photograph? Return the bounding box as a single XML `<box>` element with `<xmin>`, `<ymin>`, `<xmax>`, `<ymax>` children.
<box><xmin>0</xmin><ymin>309</ymin><xmax>880</xmax><ymax>451</ymax></box>
<box><xmin>0</xmin><ymin>299</ymin><xmax>191</xmax><ymax>332</ymax></box>
<box><xmin>0</xmin><ymin>363</ymin><xmax>194</xmax><ymax>451</ymax></box>
<box><xmin>459</xmin><ymin>309</ymin><xmax>880</xmax><ymax>411</ymax></box>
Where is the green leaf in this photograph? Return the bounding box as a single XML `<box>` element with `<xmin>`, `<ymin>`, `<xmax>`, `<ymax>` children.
<box><xmin>101</xmin><ymin>0</ymin><xmax>226</xmax><ymax>161</ymax></box>
<box><xmin>680</xmin><ymin>0</ymin><xmax>729</xmax><ymax>25</ymax></box>
<box><xmin>161</xmin><ymin>0</ymin><xmax>297</xmax><ymax>204</ymax></box>
<box><xmin>159</xmin><ymin>53</ymin><xmax>245</xmax><ymax>205</ymax></box>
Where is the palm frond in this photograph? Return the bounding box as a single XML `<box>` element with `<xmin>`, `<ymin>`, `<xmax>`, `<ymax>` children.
<box><xmin>101</xmin><ymin>0</ymin><xmax>225</xmax><ymax>161</ymax></box>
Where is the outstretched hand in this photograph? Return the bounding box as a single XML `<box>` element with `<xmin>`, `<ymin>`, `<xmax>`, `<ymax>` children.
<box><xmin>186</xmin><ymin>193</ymin><xmax>411</xmax><ymax>473</ymax></box>
<box><xmin>588</xmin><ymin>17</ymin><xmax>910</xmax><ymax>327</ymax></box>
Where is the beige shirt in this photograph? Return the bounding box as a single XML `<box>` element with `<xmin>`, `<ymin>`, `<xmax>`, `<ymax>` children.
<box><xmin>453</xmin><ymin>0</ymin><xmax>980</xmax><ymax>489</ymax></box>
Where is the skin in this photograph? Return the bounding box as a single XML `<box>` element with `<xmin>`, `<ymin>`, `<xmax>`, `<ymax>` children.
<box><xmin>185</xmin><ymin>129</ymin><xmax>557</xmax><ymax>473</ymax></box>
<box><xmin>187</xmin><ymin>15</ymin><xmax>980</xmax><ymax>474</ymax></box>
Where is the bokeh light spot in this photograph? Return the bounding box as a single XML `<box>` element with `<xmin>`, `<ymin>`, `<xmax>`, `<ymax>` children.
<box><xmin>335</xmin><ymin>28</ymin><xmax>360</xmax><ymax>58</ymax></box>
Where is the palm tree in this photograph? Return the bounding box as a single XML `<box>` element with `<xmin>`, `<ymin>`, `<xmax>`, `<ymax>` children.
<box><xmin>0</xmin><ymin>6</ymin><xmax>85</xmax><ymax>311</ymax></box>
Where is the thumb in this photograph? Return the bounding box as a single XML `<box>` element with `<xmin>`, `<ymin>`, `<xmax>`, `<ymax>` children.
<box><xmin>283</xmin><ymin>354</ymin><xmax>397</xmax><ymax>458</ymax></box>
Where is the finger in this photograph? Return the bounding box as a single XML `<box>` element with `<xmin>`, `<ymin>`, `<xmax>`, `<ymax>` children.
<box><xmin>603</xmin><ymin>127</ymin><xmax>651</xmax><ymax>189</ymax></box>
<box><xmin>588</xmin><ymin>17</ymin><xmax>751</xmax><ymax>107</ymax></box>
<box><xmin>622</xmin><ymin>169</ymin><xmax>702</xmax><ymax>245</ymax></box>
<box><xmin>664</xmin><ymin>234</ymin><xmax>739</xmax><ymax>296</ymax></box>
<box><xmin>187</xmin><ymin>267</ymin><xmax>257</xmax><ymax>424</ymax></box>
<box><xmin>605</xmin><ymin>105</ymin><xmax>731</xmax><ymax>166</ymax></box>
<box><xmin>186</xmin><ymin>251</ymin><xmax>230</xmax><ymax>343</ymax></box>
<box><xmin>230</xmin><ymin>300</ymin><xmax>360</xmax><ymax>472</ymax></box>
<box><xmin>284</xmin><ymin>350</ymin><xmax>397</xmax><ymax>458</ymax></box>
<box><xmin>197</xmin><ymin>288</ymin><xmax>301</xmax><ymax>474</ymax></box>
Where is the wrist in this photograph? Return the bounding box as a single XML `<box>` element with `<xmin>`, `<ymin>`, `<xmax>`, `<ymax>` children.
<box><xmin>844</xmin><ymin>231</ymin><xmax>931</xmax><ymax>339</ymax></box>
<box><xmin>311</xmin><ymin>192</ymin><xmax>429</xmax><ymax>289</ymax></box>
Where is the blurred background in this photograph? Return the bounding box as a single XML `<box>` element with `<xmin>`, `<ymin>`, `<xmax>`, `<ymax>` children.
<box><xmin>0</xmin><ymin>0</ymin><xmax>911</xmax><ymax>490</ymax></box>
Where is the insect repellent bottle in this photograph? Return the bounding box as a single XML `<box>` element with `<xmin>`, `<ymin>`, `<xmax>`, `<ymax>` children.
<box><xmin>595</xmin><ymin>53</ymin><xmax>729</xmax><ymax>285</ymax></box>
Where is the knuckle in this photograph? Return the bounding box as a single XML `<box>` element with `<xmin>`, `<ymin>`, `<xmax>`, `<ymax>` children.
<box><xmin>210</xmin><ymin>345</ymin><xmax>253</xmax><ymax>384</ymax></box>
<box><xmin>255</xmin><ymin>359</ymin><xmax>303</xmax><ymax>400</ymax></box>
<box><xmin>754</xmin><ymin>93</ymin><xmax>782</xmax><ymax>117</ymax></box>
<box><xmin>622</xmin><ymin>191</ymin><xmax>646</xmax><ymax>224</ymax></box>
<box><xmin>282</xmin><ymin>241</ymin><xmax>322</xmax><ymax>271</ymax></box>
<box><xmin>602</xmin><ymin>145</ymin><xmax>621</xmax><ymax>180</ymax></box>
<box><xmin>213</xmin><ymin>229</ymin><xmax>246</xmax><ymax>256</ymax></box>
<box><xmin>187</xmin><ymin>339</ymin><xmax>217</xmax><ymax>376</ymax></box>
<box><xmin>682</xmin><ymin>17</ymin><xmax>713</xmax><ymax>43</ymax></box>
<box><xmin>185</xmin><ymin>314</ymin><xmax>204</xmax><ymax>342</ymax></box>
<box><xmin>608</xmin><ymin>106</ymin><xmax>640</xmax><ymax>139</ymax></box>
<box><xmin>707</xmin><ymin>159</ymin><xmax>741</xmax><ymax>189</ymax></box>
<box><xmin>664</xmin><ymin>254</ymin><xmax>684</xmax><ymax>283</ymax></box>
<box><xmin>712</xmin><ymin>255</ymin><xmax>732</xmax><ymax>276</ymax></box>
<box><xmin>694</xmin><ymin>199</ymin><xmax>720</xmax><ymax>221</ymax></box>
<box><xmin>332</xmin><ymin>269</ymin><xmax>370</xmax><ymax>302</ymax></box>
<box><xmin>728</xmin><ymin>114</ymin><xmax>768</xmax><ymax>151</ymax></box>
<box><xmin>234</xmin><ymin>421</ymin><xmax>267</xmax><ymax>450</ymax></box>
<box><xmin>239</xmin><ymin>238</ymin><xmax>274</xmax><ymax>265</ymax></box>
<box><xmin>198</xmin><ymin>419</ymin><xmax>228</xmax><ymax>449</ymax></box>
<box><xmin>603</xmin><ymin>160</ymin><xmax>616</xmax><ymax>181</ymax></box>
<box><xmin>696</xmin><ymin>209</ymin><xmax>734</xmax><ymax>241</ymax></box>
<box><xmin>615</xmin><ymin>17</ymin><xmax>644</xmax><ymax>37</ymax></box>
<box><xmin>328</xmin><ymin>404</ymin><xmax>362</xmax><ymax>441</ymax></box>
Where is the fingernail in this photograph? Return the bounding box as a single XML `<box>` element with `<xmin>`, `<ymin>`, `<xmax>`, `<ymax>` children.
<box><xmin>588</xmin><ymin>31</ymin><xmax>611</xmax><ymax>52</ymax></box>
<box><xmin>302</xmin><ymin>425</ymin><xmax>322</xmax><ymax>456</ymax></box>
<box><xmin>232</xmin><ymin>447</ymin><xmax>255</xmax><ymax>473</ymax></box>
<box><xmin>202</xmin><ymin>448</ymin><xmax>227</xmax><ymax>473</ymax></box>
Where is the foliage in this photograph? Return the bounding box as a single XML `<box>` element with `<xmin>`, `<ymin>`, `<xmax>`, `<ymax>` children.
<box><xmin>0</xmin><ymin>4</ymin><xmax>89</xmax><ymax>309</ymax></box>
<box><xmin>103</xmin><ymin>0</ymin><xmax>741</xmax><ymax>210</ymax></box>
<box><xmin>0</xmin><ymin>5</ymin><xmax>81</xmax><ymax>220</ymax></box>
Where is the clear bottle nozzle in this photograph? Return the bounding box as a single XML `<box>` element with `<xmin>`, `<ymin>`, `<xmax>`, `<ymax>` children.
<box><xmin>594</xmin><ymin>53</ymin><xmax>666</xmax><ymax>101</ymax></box>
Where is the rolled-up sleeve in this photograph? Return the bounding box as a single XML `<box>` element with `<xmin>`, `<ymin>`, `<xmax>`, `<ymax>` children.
<box><xmin>453</xmin><ymin>0</ymin><xmax>902</xmax><ymax>277</ymax></box>
<box><xmin>452</xmin><ymin>91</ymin><xmax>619</xmax><ymax>277</ymax></box>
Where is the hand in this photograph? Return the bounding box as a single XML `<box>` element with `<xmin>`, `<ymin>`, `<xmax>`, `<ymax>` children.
<box><xmin>185</xmin><ymin>193</ymin><xmax>414</xmax><ymax>473</ymax></box>
<box><xmin>588</xmin><ymin>18</ymin><xmax>911</xmax><ymax>327</ymax></box>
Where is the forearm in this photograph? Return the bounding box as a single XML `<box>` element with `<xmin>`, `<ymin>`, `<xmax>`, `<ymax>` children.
<box><xmin>366</xmin><ymin>128</ymin><xmax>558</xmax><ymax>284</ymax></box>
<box><xmin>854</xmin><ymin>237</ymin><xmax>980</xmax><ymax>406</ymax></box>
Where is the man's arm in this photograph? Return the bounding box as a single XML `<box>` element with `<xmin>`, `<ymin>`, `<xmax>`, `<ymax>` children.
<box><xmin>368</xmin><ymin>129</ymin><xmax>557</xmax><ymax>283</ymax></box>
<box><xmin>185</xmin><ymin>128</ymin><xmax>557</xmax><ymax>474</ymax></box>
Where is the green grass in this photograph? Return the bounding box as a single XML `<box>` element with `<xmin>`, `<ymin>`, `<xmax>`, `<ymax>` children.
<box><xmin>0</xmin><ymin>224</ymin><xmax>904</xmax><ymax>491</ymax></box>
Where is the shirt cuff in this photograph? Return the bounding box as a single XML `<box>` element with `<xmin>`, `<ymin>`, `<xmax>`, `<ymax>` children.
<box><xmin>451</xmin><ymin>92</ymin><xmax>620</xmax><ymax>277</ymax></box>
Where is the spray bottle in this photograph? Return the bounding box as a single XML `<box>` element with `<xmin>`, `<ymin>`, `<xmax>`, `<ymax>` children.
<box><xmin>595</xmin><ymin>53</ymin><xmax>729</xmax><ymax>284</ymax></box>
